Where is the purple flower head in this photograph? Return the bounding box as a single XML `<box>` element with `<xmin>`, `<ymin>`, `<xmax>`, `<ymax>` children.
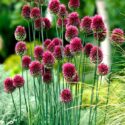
<box><xmin>30</xmin><ymin>7</ymin><xmax>41</xmax><ymax>20</ymax></box>
<box><xmin>84</xmin><ymin>43</ymin><xmax>93</xmax><ymax>56</ymax></box>
<box><xmin>34</xmin><ymin>18</ymin><xmax>45</xmax><ymax>31</ymax></box>
<box><xmin>22</xmin><ymin>55</ymin><xmax>31</xmax><ymax>70</ymax></box>
<box><xmin>64</xmin><ymin>44</ymin><xmax>73</xmax><ymax>58</ymax></box>
<box><xmin>43</xmin><ymin>72</ymin><xmax>52</xmax><ymax>84</ymax></box>
<box><xmin>43</xmin><ymin>17</ymin><xmax>51</xmax><ymax>30</ymax></box>
<box><xmin>98</xmin><ymin>63</ymin><xmax>109</xmax><ymax>76</ymax></box>
<box><xmin>44</xmin><ymin>39</ymin><xmax>51</xmax><ymax>49</ymax></box>
<box><xmin>57</xmin><ymin>18</ymin><xmax>68</xmax><ymax>28</ymax></box>
<box><xmin>58</xmin><ymin>4</ymin><xmax>67</xmax><ymax>18</ymax></box>
<box><xmin>22</xmin><ymin>5</ymin><xmax>31</xmax><ymax>20</ymax></box>
<box><xmin>68</xmin><ymin>0</ymin><xmax>80</xmax><ymax>10</ymax></box>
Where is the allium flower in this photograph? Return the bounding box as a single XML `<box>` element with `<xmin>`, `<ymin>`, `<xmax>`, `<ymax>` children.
<box><xmin>64</xmin><ymin>44</ymin><xmax>73</xmax><ymax>58</ymax></box>
<box><xmin>67</xmin><ymin>12</ymin><xmax>80</xmax><ymax>27</ymax></box>
<box><xmin>22</xmin><ymin>55</ymin><xmax>31</xmax><ymax>70</ymax></box>
<box><xmin>15</xmin><ymin>41</ymin><xmax>27</xmax><ymax>56</ymax></box>
<box><xmin>43</xmin><ymin>72</ymin><xmax>52</xmax><ymax>84</ymax></box>
<box><xmin>41</xmin><ymin>64</ymin><xmax>51</xmax><ymax>75</ymax></box>
<box><xmin>68</xmin><ymin>0</ymin><xmax>80</xmax><ymax>10</ymax></box>
<box><xmin>30</xmin><ymin>7</ymin><xmax>41</xmax><ymax>20</ymax></box>
<box><xmin>29</xmin><ymin>61</ymin><xmax>42</xmax><ymax>77</ymax></box>
<box><xmin>4</xmin><ymin>78</ymin><xmax>15</xmax><ymax>93</ymax></box>
<box><xmin>70</xmin><ymin>37</ymin><xmax>83</xmax><ymax>54</ymax></box>
<box><xmin>90</xmin><ymin>46</ymin><xmax>103</xmax><ymax>64</ymax></box>
<box><xmin>34</xmin><ymin>46</ymin><xmax>44</xmax><ymax>60</ymax></box>
<box><xmin>58</xmin><ymin>4</ymin><xmax>67</xmax><ymax>18</ymax></box>
<box><xmin>47</xmin><ymin>42</ymin><xmax>55</xmax><ymax>52</ymax></box>
<box><xmin>48</xmin><ymin>0</ymin><xmax>60</xmax><ymax>14</ymax></box>
<box><xmin>14</xmin><ymin>26</ymin><xmax>26</xmax><ymax>41</ymax></box>
<box><xmin>43</xmin><ymin>17</ymin><xmax>51</xmax><ymax>30</ymax></box>
<box><xmin>13</xmin><ymin>75</ymin><xmax>25</xmax><ymax>88</ymax></box>
<box><xmin>42</xmin><ymin>51</ymin><xmax>55</xmax><ymax>68</ymax></box>
<box><xmin>84</xmin><ymin>43</ymin><xmax>93</xmax><ymax>56</ymax></box>
<box><xmin>52</xmin><ymin>38</ymin><xmax>62</xmax><ymax>46</ymax></box>
<box><xmin>62</xmin><ymin>63</ymin><xmax>76</xmax><ymax>80</ymax></box>
<box><xmin>65</xmin><ymin>25</ymin><xmax>78</xmax><ymax>41</ymax></box>
<box><xmin>91</xmin><ymin>15</ymin><xmax>105</xmax><ymax>33</ymax></box>
<box><xmin>34</xmin><ymin>18</ymin><xmax>45</xmax><ymax>31</ymax></box>
<box><xmin>111</xmin><ymin>28</ymin><xmax>125</xmax><ymax>44</ymax></box>
<box><xmin>80</xmin><ymin>16</ymin><xmax>92</xmax><ymax>34</ymax></box>
<box><xmin>57</xmin><ymin>18</ymin><xmax>68</xmax><ymax>28</ymax></box>
<box><xmin>94</xmin><ymin>28</ymin><xmax>107</xmax><ymax>42</ymax></box>
<box><xmin>98</xmin><ymin>63</ymin><xmax>109</xmax><ymax>76</ymax></box>
<box><xmin>60</xmin><ymin>88</ymin><xmax>72</xmax><ymax>103</ymax></box>
<box><xmin>44</xmin><ymin>39</ymin><xmax>51</xmax><ymax>49</ymax></box>
<box><xmin>53</xmin><ymin>45</ymin><xmax>63</xmax><ymax>60</ymax></box>
<box><xmin>22</xmin><ymin>5</ymin><xmax>31</xmax><ymax>20</ymax></box>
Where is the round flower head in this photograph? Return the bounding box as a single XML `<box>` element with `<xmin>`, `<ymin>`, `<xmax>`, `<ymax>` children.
<box><xmin>91</xmin><ymin>15</ymin><xmax>105</xmax><ymax>33</ymax></box>
<box><xmin>70</xmin><ymin>37</ymin><xmax>83</xmax><ymax>54</ymax></box>
<box><xmin>111</xmin><ymin>28</ymin><xmax>125</xmax><ymax>44</ymax></box>
<box><xmin>43</xmin><ymin>72</ymin><xmax>52</xmax><ymax>84</ymax></box>
<box><xmin>47</xmin><ymin>42</ymin><xmax>55</xmax><ymax>52</ymax></box>
<box><xmin>34</xmin><ymin>18</ymin><xmax>45</xmax><ymax>31</ymax></box>
<box><xmin>52</xmin><ymin>37</ymin><xmax>62</xmax><ymax>46</ymax></box>
<box><xmin>29</xmin><ymin>61</ymin><xmax>42</xmax><ymax>77</ymax></box>
<box><xmin>90</xmin><ymin>46</ymin><xmax>103</xmax><ymax>64</ymax></box>
<box><xmin>4</xmin><ymin>77</ymin><xmax>15</xmax><ymax>93</ymax></box>
<box><xmin>48</xmin><ymin>0</ymin><xmax>60</xmax><ymax>14</ymax></box>
<box><xmin>14</xmin><ymin>26</ymin><xmax>26</xmax><ymax>41</ymax></box>
<box><xmin>15</xmin><ymin>41</ymin><xmax>27</xmax><ymax>56</ymax></box>
<box><xmin>44</xmin><ymin>39</ymin><xmax>51</xmax><ymax>49</ymax></box>
<box><xmin>58</xmin><ymin>4</ymin><xmax>67</xmax><ymax>18</ymax></box>
<box><xmin>68</xmin><ymin>0</ymin><xmax>80</xmax><ymax>10</ymax></box>
<box><xmin>68</xmin><ymin>12</ymin><xmax>80</xmax><ymax>27</ymax></box>
<box><xmin>22</xmin><ymin>55</ymin><xmax>31</xmax><ymax>70</ymax></box>
<box><xmin>34</xmin><ymin>45</ymin><xmax>44</xmax><ymax>60</ymax></box>
<box><xmin>94</xmin><ymin>28</ymin><xmax>107</xmax><ymax>42</ymax></box>
<box><xmin>43</xmin><ymin>17</ymin><xmax>51</xmax><ymax>30</ymax></box>
<box><xmin>42</xmin><ymin>51</ymin><xmax>55</xmax><ymax>68</ymax></box>
<box><xmin>41</xmin><ymin>63</ymin><xmax>51</xmax><ymax>76</ymax></box>
<box><xmin>65</xmin><ymin>25</ymin><xmax>78</xmax><ymax>41</ymax></box>
<box><xmin>30</xmin><ymin>7</ymin><xmax>41</xmax><ymax>20</ymax></box>
<box><xmin>13</xmin><ymin>75</ymin><xmax>25</xmax><ymax>88</ymax></box>
<box><xmin>84</xmin><ymin>43</ymin><xmax>93</xmax><ymax>56</ymax></box>
<box><xmin>64</xmin><ymin>44</ymin><xmax>73</xmax><ymax>58</ymax></box>
<box><xmin>57</xmin><ymin>18</ymin><xmax>68</xmax><ymax>28</ymax></box>
<box><xmin>98</xmin><ymin>63</ymin><xmax>109</xmax><ymax>76</ymax></box>
<box><xmin>62</xmin><ymin>63</ymin><xmax>76</xmax><ymax>80</ymax></box>
<box><xmin>53</xmin><ymin>45</ymin><xmax>63</xmax><ymax>60</ymax></box>
<box><xmin>22</xmin><ymin>5</ymin><xmax>31</xmax><ymax>20</ymax></box>
<box><xmin>60</xmin><ymin>88</ymin><xmax>72</xmax><ymax>103</ymax></box>
<box><xmin>80</xmin><ymin>16</ymin><xmax>92</xmax><ymax>34</ymax></box>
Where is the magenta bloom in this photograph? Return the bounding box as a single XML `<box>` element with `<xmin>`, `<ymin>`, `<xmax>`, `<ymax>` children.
<box><xmin>15</xmin><ymin>41</ymin><xmax>27</xmax><ymax>56</ymax></box>
<box><xmin>14</xmin><ymin>26</ymin><xmax>26</xmax><ymax>41</ymax></box>
<box><xmin>94</xmin><ymin>28</ymin><xmax>107</xmax><ymax>42</ymax></box>
<box><xmin>48</xmin><ymin>0</ymin><xmax>60</xmax><ymax>14</ymax></box>
<box><xmin>44</xmin><ymin>39</ymin><xmax>51</xmax><ymax>49</ymax></box>
<box><xmin>34</xmin><ymin>18</ymin><xmax>45</xmax><ymax>31</ymax></box>
<box><xmin>52</xmin><ymin>38</ymin><xmax>62</xmax><ymax>46</ymax></box>
<box><xmin>58</xmin><ymin>4</ymin><xmax>67</xmax><ymax>18</ymax></box>
<box><xmin>98</xmin><ymin>63</ymin><xmax>109</xmax><ymax>76</ymax></box>
<box><xmin>30</xmin><ymin>7</ymin><xmax>41</xmax><ymax>20</ymax></box>
<box><xmin>111</xmin><ymin>28</ymin><xmax>125</xmax><ymax>44</ymax></box>
<box><xmin>64</xmin><ymin>44</ymin><xmax>73</xmax><ymax>58</ymax></box>
<box><xmin>53</xmin><ymin>45</ymin><xmax>63</xmax><ymax>60</ymax></box>
<box><xmin>13</xmin><ymin>75</ymin><xmax>25</xmax><ymax>88</ymax></box>
<box><xmin>34</xmin><ymin>46</ymin><xmax>44</xmax><ymax>60</ymax></box>
<box><xmin>67</xmin><ymin>12</ymin><xmax>80</xmax><ymax>27</ymax></box>
<box><xmin>43</xmin><ymin>17</ymin><xmax>51</xmax><ymax>30</ymax></box>
<box><xmin>22</xmin><ymin>55</ymin><xmax>31</xmax><ymax>70</ymax></box>
<box><xmin>91</xmin><ymin>15</ymin><xmax>105</xmax><ymax>33</ymax></box>
<box><xmin>90</xmin><ymin>46</ymin><xmax>103</xmax><ymax>64</ymax></box>
<box><xmin>22</xmin><ymin>5</ymin><xmax>31</xmax><ymax>20</ymax></box>
<box><xmin>68</xmin><ymin>0</ymin><xmax>80</xmax><ymax>10</ymax></box>
<box><xmin>70</xmin><ymin>37</ymin><xmax>83</xmax><ymax>54</ymax></box>
<box><xmin>60</xmin><ymin>88</ymin><xmax>72</xmax><ymax>103</ymax></box>
<box><xmin>57</xmin><ymin>18</ymin><xmax>68</xmax><ymax>28</ymax></box>
<box><xmin>80</xmin><ymin>16</ymin><xmax>92</xmax><ymax>34</ymax></box>
<box><xmin>29</xmin><ymin>61</ymin><xmax>42</xmax><ymax>77</ymax></box>
<box><xmin>47</xmin><ymin>42</ymin><xmax>55</xmax><ymax>52</ymax></box>
<box><xmin>84</xmin><ymin>43</ymin><xmax>93</xmax><ymax>56</ymax></box>
<box><xmin>65</xmin><ymin>25</ymin><xmax>78</xmax><ymax>41</ymax></box>
<box><xmin>62</xmin><ymin>63</ymin><xmax>76</xmax><ymax>80</ymax></box>
<box><xmin>4</xmin><ymin>78</ymin><xmax>15</xmax><ymax>93</ymax></box>
<box><xmin>42</xmin><ymin>51</ymin><xmax>55</xmax><ymax>68</ymax></box>
<box><xmin>43</xmin><ymin>72</ymin><xmax>52</xmax><ymax>84</ymax></box>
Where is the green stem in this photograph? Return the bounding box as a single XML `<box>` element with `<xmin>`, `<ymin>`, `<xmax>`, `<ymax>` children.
<box><xmin>19</xmin><ymin>88</ymin><xmax>21</xmax><ymax>124</ymax></box>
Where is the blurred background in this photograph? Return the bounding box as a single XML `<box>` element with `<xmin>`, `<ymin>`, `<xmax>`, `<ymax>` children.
<box><xmin>0</xmin><ymin>0</ymin><xmax>125</xmax><ymax>75</ymax></box>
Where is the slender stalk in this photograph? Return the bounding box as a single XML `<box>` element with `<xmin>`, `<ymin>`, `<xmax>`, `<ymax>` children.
<box><xmin>11</xmin><ymin>93</ymin><xmax>18</xmax><ymax>124</ymax></box>
<box><xmin>19</xmin><ymin>88</ymin><xmax>21</xmax><ymax>124</ymax></box>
